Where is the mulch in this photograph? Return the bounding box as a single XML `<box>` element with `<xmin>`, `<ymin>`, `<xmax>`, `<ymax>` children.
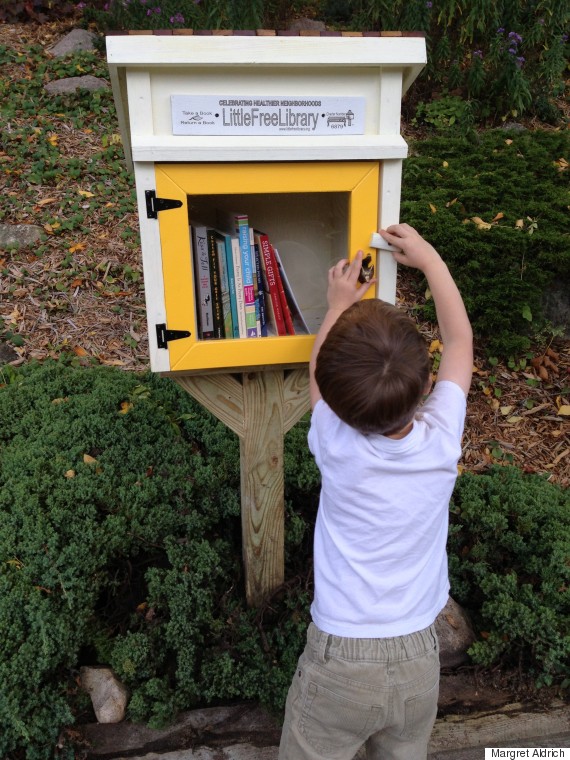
<box><xmin>0</xmin><ymin>20</ymin><xmax>568</xmax><ymax>487</ymax></box>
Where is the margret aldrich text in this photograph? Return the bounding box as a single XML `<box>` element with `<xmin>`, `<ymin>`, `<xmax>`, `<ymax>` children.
<box><xmin>485</xmin><ymin>750</ymin><xmax>568</xmax><ymax>759</ymax></box>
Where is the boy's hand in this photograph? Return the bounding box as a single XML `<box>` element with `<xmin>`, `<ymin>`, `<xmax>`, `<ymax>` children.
<box><xmin>327</xmin><ymin>250</ymin><xmax>376</xmax><ymax>313</ymax></box>
<box><xmin>378</xmin><ymin>223</ymin><xmax>441</xmax><ymax>273</ymax></box>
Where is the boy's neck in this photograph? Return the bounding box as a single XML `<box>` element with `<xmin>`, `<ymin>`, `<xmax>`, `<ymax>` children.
<box><xmin>385</xmin><ymin>421</ymin><xmax>413</xmax><ymax>440</ymax></box>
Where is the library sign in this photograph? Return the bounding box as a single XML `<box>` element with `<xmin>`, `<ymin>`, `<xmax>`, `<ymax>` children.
<box><xmin>171</xmin><ymin>95</ymin><xmax>365</xmax><ymax>136</ymax></box>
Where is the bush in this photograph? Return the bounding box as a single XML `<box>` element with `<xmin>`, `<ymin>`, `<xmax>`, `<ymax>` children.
<box><xmin>448</xmin><ymin>466</ymin><xmax>570</xmax><ymax>687</ymax></box>
<box><xmin>1</xmin><ymin>362</ymin><xmax>568</xmax><ymax>758</ymax></box>
<box><xmin>81</xmin><ymin>0</ymin><xmax>569</xmax><ymax>123</ymax></box>
<box><xmin>400</xmin><ymin>129</ymin><xmax>570</xmax><ymax>356</ymax></box>
<box><xmin>0</xmin><ymin>361</ymin><xmax>311</xmax><ymax>758</ymax></box>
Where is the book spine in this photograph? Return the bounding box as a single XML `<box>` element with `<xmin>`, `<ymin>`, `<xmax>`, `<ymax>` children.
<box><xmin>253</xmin><ymin>242</ymin><xmax>268</xmax><ymax>337</ymax></box>
<box><xmin>258</xmin><ymin>234</ymin><xmax>287</xmax><ymax>336</ymax></box>
<box><xmin>207</xmin><ymin>229</ymin><xmax>225</xmax><ymax>339</ymax></box>
<box><xmin>231</xmin><ymin>236</ymin><xmax>247</xmax><ymax>339</ymax></box>
<box><xmin>223</xmin><ymin>234</ymin><xmax>240</xmax><ymax>339</ymax></box>
<box><xmin>216</xmin><ymin>235</ymin><xmax>233</xmax><ymax>339</ymax></box>
<box><xmin>236</xmin><ymin>216</ymin><xmax>258</xmax><ymax>337</ymax></box>
<box><xmin>272</xmin><ymin>245</ymin><xmax>295</xmax><ymax>335</ymax></box>
<box><xmin>191</xmin><ymin>224</ymin><xmax>214</xmax><ymax>340</ymax></box>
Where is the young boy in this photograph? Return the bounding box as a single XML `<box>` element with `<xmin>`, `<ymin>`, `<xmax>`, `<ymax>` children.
<box><xmin>279</xmin><ymin>223</ymin><xmax>473</xmax><ymax>760</ymax></box>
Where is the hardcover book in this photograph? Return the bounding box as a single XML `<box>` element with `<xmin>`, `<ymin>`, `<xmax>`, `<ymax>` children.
<box><xmin>191</xmin><ymin>223</ymin><xmax>214</xmax><ymax>340</ymax></box>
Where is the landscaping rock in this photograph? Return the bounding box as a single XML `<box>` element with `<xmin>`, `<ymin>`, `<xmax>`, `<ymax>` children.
<box><xmin>543</xmin><ymin>279</ymin><xmax>570</xmax><ymax>338</ymax></box>
<box><xmin>0</xmin><ymin>343</ymin><xmax>20</xmax><ymax>364</ymax></box>
<box><xmin>0</xmin><ymin>223</ymin><xmax>43</xmax><ymax>248</ymax></box>
<box><xmin>435</xmin><ymin>597</ymin><xmax>476</xmax><ymax>669</ymax></box>
<box><xmin>286</xmin><ymin>17</ymin><xmax>327</xmax><ymax>32</ymax></box>
<box><xmin>80</xmin><ymin>666</ymin><xmax>129</xmax><ymax>724</ymax></box>
<box><xmin>44</xmin><ymin>75</ymin><xmax>109</xmax><ymax>95</ymax></box>
<box><xmin>47</xmin><ymin>28</ymin><xmax>97</xmax><ymax>57</ymax></box>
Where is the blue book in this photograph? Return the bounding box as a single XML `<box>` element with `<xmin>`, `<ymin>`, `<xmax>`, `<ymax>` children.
<box><xmin>222</xmin><ymin>232</ymin><xmax>240</xmax><ymax>338</ymax></box>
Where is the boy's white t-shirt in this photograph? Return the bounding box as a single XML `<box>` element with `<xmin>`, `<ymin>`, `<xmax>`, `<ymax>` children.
<box><xmin>308</xmin><ymin>380</ymin><xmax>467</xmax><ymax>638</ymax></box>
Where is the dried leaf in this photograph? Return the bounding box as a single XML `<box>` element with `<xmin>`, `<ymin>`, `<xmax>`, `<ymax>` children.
<box><xmin>83</xmin><ymin>454</ymin><xmax>97</xmax><ymax>465</ymax></box>
<box><xmin>492</xmin><ymin>212</ymin><xmax>505</xmax><ymax>222</ymax></box>
<box><xmin>500</xmin><ymin>405</ymin><xmax>514</xmax><ymax>416</ymax></box>
<box><xmin>73</xmin><ymin>346</ymin><xmax>88</xmax><ymax>356</ymax></box>
<box><xmin>65</xmin><ymin>469</ymin><xmax>75</xmax><ymax>479</ymax></box>
<box><xmin>119</xmin><ymin>401</ymin><xmax>133</xmax><ymax>414</ymax></box>
<box><xmin>446</xmin><ymin>197</ymin><xmax>458</xmax><ymax>207</ymax></box>
<box><xmin>429</xmin><ymin>203</ymin><xmax>437</xmax><ymax>214</ymax></box>
<box><xmin>557</xmin><ymin>405</ymin><xmax>570</xmax><ymax>416</ymax></box>
<box><xmin>429</xmin><ymin>339</ymin><xmax>443</xmax><ymax>354</ymax></box>
<box><xmin>471</xmin><ymin>216</ymin><xmax>493</xmax><ymax>230</ymax></box>
<box><xmin>78</xmin><ymin>189</ymin><xmax>95</xmax><ymax>198</ymax></box>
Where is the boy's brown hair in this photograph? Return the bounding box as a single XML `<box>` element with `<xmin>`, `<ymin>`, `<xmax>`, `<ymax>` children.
<box><xmin>315</xmin><ymin>299</ymin><xmax>430</xmax><ymax>435</ymax></box>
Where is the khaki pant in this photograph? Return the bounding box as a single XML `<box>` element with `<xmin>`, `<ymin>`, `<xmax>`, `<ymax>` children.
<box><xmin>279</xmin><ymin>622</ymin><xmax>439</xmax><ymax>760</ymax></box>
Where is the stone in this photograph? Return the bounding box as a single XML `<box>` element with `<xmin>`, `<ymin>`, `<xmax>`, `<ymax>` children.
<box><xmin>0</xmin><ymin>223</ymin><xmax>43</xmax><ymax>248</ymax></box>
<box><xmin>47</xmin><ymin>29</ymin><xmax>97</xmax><ymax>57</ymax></box>
<box><xmin>0</xmin><ymin>343</ymin><xmax>20</xmax><ymax>364</ymax></box>
<box><xmin>543</xmin><ymin>279</ymin><xmax>570</xmax><ymax>338</ymax></box>
<box><xmin>286</xmin><ymin>17</ymin><xmax>327</xmax><ymax>32</ymax></box>
<box><xmin>80</xmin><ymin>666</ymin><xmax>129</xmax><ymax>724</ymax></box>
<box><xmin>435</xmin><ymin>597</ymin><xmax>477</xmax><ymax>669</ymax></box>
<box><xmin>44</xmin><ymin>75</ymin><xmax>109</xmax><ymax>95</ymax></box>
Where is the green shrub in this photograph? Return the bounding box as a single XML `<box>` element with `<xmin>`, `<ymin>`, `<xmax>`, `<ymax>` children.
<box><xmin>81</xmin><ymin>0</ymin><xmax>569</xmax><ymax>123</ymax></box>
<box><xmin>1</xmin><ymin>362</ymin><xmax>568</xmax><ymax>758</ymax></box>
<box><xmin>400</xmin><ymin>129</ymin><xmax>570</xmax><ymax>356</ymax></box>
<box><xmin>0</xmin><ymin>361</ymin><xmax>310</xmax><ymax>758</ymax></box>
<box><xmin>448</xmin><ymin>466</ymin><xmax>570</xmax><ymax>687</ymax></box>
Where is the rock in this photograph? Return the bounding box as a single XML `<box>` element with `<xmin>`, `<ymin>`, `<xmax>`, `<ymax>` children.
<box><xmin>435</xmin><ymin>597</ymin><xmax>476</xmax><ymax>669</ymax></box>
<box><xmin>286</xmin><ymin>17</ymin><xmax>327</xmax><ymax>32</ymax></box>
<box><xmin>47</xmin><ymin>29</ymin><xmax>98</xmax><ymax>57</ymax></box>
<box><xmin>0</xmin><ymin>343</ymin><xmax>20</xmax><ymax>364</ymax></box>
<box><xmin>0</xmin><ymin>223</ymin><xmax>43</xmax><ymax>248</ymax></box>
<box><xmin>44</xmin><ymin>75</ymin><xmax>109</xmax><ymax>95</ymax></box>
<box><xmin>80</xmin><ymin>666</ymin><xmax>129</xmax><ymax>724</ymax></box>
<box><xmin>501</xmin><ymin>122</ymin><xmax>527</xmax><ymax>132</ymax></box>
<box><xmin>543</xmin><ymin>279</ymin><xmax>570</xmax><ymax>338</ymax></box>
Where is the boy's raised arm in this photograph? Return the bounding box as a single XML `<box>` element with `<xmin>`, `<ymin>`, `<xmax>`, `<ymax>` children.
<box><xmin>379</xmin><ymin>224</ymin><xmax>473</xmax><ymax>396</ymax></box>
<box><xmin>309</xmin><ymin>251</ymin><xmax>375</xmax><ymax>409</ymax></box>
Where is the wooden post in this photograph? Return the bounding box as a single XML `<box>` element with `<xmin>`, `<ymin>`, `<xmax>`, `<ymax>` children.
<box><xmin>173</xmin><ymin>367</ymin><xmax>310</xmax><ymax>606</ymax></box>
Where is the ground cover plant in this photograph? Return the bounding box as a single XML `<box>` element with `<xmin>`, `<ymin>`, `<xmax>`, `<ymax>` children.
<box><xmin>0</xmin><ymin>359</ymin><xmax>568</xmax><ymax>759</ymax></box>
<box><xmin>399</xmin><ymin>129</ymin><xmax>570</xmax><ymax>357</ymax></box>
<box><xmin>78</xmin><ymin>0</ymin><xmax>569</xmax><ymax>125</ymax></box>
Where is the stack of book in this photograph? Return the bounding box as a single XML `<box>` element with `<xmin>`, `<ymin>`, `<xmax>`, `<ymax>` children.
<box><xmin>191</xmin><ymin>211</ymin><xmax>309</xmax><ymax>340</ymax></box>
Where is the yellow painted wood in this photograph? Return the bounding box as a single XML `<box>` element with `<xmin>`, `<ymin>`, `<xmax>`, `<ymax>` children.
<box><xmin>156</xmin><ymin>161</ymin><xmax>380</xmax><ymax>374</ymax></box>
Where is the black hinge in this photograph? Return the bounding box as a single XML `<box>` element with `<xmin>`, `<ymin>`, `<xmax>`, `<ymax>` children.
<box><xmin>145</xmin><ymin>190</ymin><xmax>183</xmax><ymax>219</ymax></box>
<box><xmin>156</xmin><ymin>323</ymin><xmax>191</xmax><ymax>349</ymax></box>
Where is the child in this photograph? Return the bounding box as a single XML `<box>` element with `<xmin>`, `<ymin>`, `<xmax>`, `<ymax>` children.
<box><xmin>279</xmin><ymin>223</ymin><xmax>473</xmax><ymax>760</ymax></box>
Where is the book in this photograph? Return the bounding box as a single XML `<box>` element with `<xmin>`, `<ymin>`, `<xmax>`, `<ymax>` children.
<box><xmin>220</xmin><ymin>212</ymin><xmax>258</xmax><ymax>337</ymax></box>
<box><xmin>230</xmin><ymin>235</ymin><xmax>247</xmax><ymax>338</ymax></box>
<box><xmin>254</xmin><ymin>230</ymin><xmax>287</xmax><ymax>336</ymax></box>
<box><xmin>216</xmin><ymin>233</ymin><xmax>233</xmax><ymax>339</ymax></box>
<box><xmin>252</xmin><ymin>239</ymin><xmax>268</xmax><ymax>337</ymax></box>
<box><xmin>191</xmin><ymin>223</ymin><xmax>214</xmax><ymax>340</ymax></box>
<box><xmin>272</xmin><ymin>245</ymin><xmax>295</xmax><ymax>335</ymax></box>
<box><xmin>273</xmin><ymin>246</ymin><xmax>310</xmax><ymax>335</ymax></box>
<box><xmin>221</xmin><ymin>232</ymin><xmax>240</xmax><ymax>338</ymax></box>
<box><xmin>206</xmin><ymin>228</ymin><xmax>225</xmax><ymax>339</ymax></box>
